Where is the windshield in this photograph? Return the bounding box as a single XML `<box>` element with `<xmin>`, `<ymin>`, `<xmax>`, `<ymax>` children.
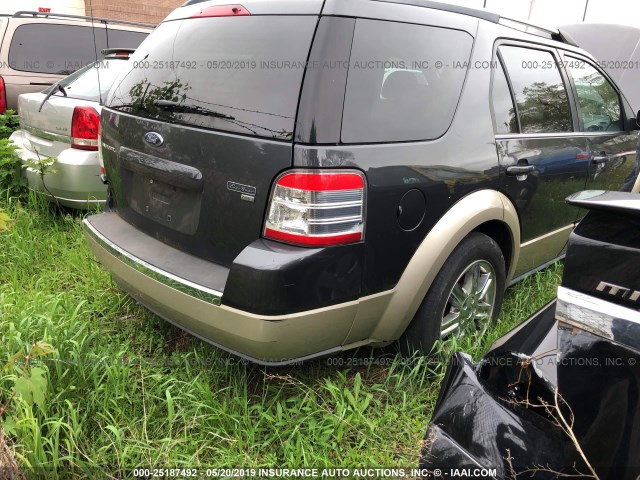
<box><xmin>105</xmin><ymin>16</ymin><xmax>317</xmax><ymax>140</ymax></box>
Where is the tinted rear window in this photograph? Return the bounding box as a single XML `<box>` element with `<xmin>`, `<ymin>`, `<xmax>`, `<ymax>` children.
<box><xmin>8</xmin><ymin>24</ymin><xmax>147</xmax><ymax>75</ymax></box>
<box><xmin>341</xmin><ymin>19</ymin><xmax>473</xmax><ymax>143</ymax></box>
<box><xmin>106</xmin><ymin>16</ymin><xmax>317</xmax><ymax>141</ymax></box>
<box><xmin>10</xmin><ymin>24</ymin><xmax>106</xmax><ymax>74</ymax></box>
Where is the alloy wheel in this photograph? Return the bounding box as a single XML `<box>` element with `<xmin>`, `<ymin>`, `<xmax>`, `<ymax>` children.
<box><xmin>440</xmin><ymin>259</ymin><xmax>497</xmax><ymax>338</ymax></box>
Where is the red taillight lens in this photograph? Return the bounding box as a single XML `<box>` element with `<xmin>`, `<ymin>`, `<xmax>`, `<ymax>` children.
<box><xmin>264</xmin><ymin>170</ymin><xmax>366</xmax><ymax>247</ymax></box>
<box><xmin>190</xmin><ymin>4</ymin><xmax>250</xmax><ymax>18</ymax></box>
<box><xmin>0</xmin><ymin>76</ymin><xmax>7</xmax><ymax>114</ymax></box>
<box><xmin>71</xmin><ymin>106</ymin><xmax>99</xmax><ymax>151</ymax></box>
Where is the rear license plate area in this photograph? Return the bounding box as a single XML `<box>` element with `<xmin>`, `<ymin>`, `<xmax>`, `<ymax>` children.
<box><xmin>122</xmin><ymin>171</ymin><xmax>202</xmax><ymax>235</ymax></box>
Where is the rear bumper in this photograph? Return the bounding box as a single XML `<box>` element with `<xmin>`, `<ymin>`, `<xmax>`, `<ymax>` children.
<box><xmin>83</xmin><ymin>213</ymin><xmax>371</xmax><ymax>364</ymax></box>
<box><xmin>10</xmin><ymin>130</ymin><xmax>106</xmax><ymax>209</ymax></box>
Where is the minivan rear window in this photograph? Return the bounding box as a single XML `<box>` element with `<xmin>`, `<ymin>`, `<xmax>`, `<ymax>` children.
<box><xmin>8</xmin><ymin>24</ymin><xmax>148</xmax><ymax>75</ymax></box>
<box><xmin>341</xmin><ymin>19</ymin><xmax>473</xmax><ymax>143</ymax></box>
<box><xmin>106</xmin><ymin>16</ymin><xmax>317</xmax><ymax>141</ymax></box>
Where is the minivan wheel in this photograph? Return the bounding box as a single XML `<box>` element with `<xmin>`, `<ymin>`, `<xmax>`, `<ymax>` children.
<box><xmin>400</xmin><ymin>232</ymin><xmax>506</xmax><ymax>356</ymax></box>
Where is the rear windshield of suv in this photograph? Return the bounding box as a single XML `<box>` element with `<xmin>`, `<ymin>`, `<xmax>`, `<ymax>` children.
<box><xmin>106</xmin><ymin>16</ymin><xmax>317</xmax><ymax>141</ymax></box>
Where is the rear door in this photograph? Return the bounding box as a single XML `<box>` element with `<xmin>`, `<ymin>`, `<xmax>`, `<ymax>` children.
<box><xmin>493</xmin><ymin>43</ymin><xmax>589</xmax><ymax>277</ymax></box>
<box><xmin>101</xmin><ymin>7</ymin><xmax>320</xmax><ymax>266</ymax></box>
<box><xmin>561</xmin><ymin>54</ymin><xmax>639</xmax><ymax>193</ymax></box>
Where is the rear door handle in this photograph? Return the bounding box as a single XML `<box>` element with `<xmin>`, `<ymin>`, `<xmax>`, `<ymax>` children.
<box><xmin>506</xmin><ymin>165</ymin><xmax>535</xmax><ymax>176</ymax></box>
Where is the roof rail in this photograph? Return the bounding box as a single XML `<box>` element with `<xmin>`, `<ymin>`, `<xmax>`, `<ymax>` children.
<box><xmin>12</xmin><ymin>11</ymin><xmax>156</xmax><ymax>29</ymax></box>
<box><xmin>498</xmin><ymin>16</ymin><xmax>578</xmax><ymax>46</ymax></box>
<box><xmin>372</xmin><ymin>0</ymin><xmax>500</xmax><ymax>23</ymax></box>
<box><xmin>371</xmin><ymin>1</ymin><xmax>577</xmax><ymax>46</ymax></box>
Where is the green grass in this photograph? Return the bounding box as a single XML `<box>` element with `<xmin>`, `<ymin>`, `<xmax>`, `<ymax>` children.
<box><xmin>0</xmin><ymin>194</ymin><xmax>562</xmax><ymax>478</ymax></box>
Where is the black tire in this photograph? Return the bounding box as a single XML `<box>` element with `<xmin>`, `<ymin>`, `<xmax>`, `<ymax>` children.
<box><xmin>400</xmin><ymin>232</ymin><xmax>506</xmax><ymax>356</ymax></box>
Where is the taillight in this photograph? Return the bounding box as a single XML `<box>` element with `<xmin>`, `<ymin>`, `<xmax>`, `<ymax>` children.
<box><xmin>190</xmin><ymin>4</ymin><xmax>250</xmax><ymax>18</ymax></box>
<box><xmin>264</xmin><ymin>170</ymin><xmax>365</xmax><ymax>247</ymax></box>
<box><xmin>71</xmin><ymin>106</ymin><xmax>99</xmax><ymax>150</ymax></box>
<box><xmin>0</xmin><ymin>76</ymin><xmax>7</xmax><ymax>114</ymax></box>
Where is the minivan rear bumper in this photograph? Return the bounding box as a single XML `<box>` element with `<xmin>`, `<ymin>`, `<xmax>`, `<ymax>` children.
<box><xmin>83</xmin><ymin>213</ymin><xmax>364</xmax><ymax>364</ymax></box>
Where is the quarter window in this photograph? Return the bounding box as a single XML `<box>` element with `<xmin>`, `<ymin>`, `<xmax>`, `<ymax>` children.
<box><xmin>341</xmin><ymin>19</ymin><xmax>473</xmax><ymax>143</ymax></box>
<box><xmin>499</xmin><ymin>46</ymin><xmax>572</xmax><ymax>134</ymax></box>
<box><xmin>567</xmin><ymin>59</ymin><xmax>622</xmax><ymax>132</ymax></box>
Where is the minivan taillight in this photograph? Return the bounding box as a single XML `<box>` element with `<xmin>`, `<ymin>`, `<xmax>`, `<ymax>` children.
<box><xmin>71</xmin><ymin>106</ymin><xmax>99</xmax><ymax>150</ymax></box>
<box><xmin>264</xmin><ymin>170</ymin><xmax>366</xmax><ymax>246</ymax></box>
<box><xmin>0</xmin><ymin>76</ymin><xmax>6</xmax><ymax>114</ymax></box>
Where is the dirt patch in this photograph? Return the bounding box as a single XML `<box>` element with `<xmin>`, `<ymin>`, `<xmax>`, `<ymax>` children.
<box><xmin>0</xmin><ymin>428</ymin><xmax>24</xmax><ymax>480</ymax></box>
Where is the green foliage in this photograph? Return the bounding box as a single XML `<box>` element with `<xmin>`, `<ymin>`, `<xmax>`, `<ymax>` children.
<box><xmin>22</xmin><ymin>155</ymin><xmax>57</xmax><ymax>177</ymax></box>
<box><xmin>0</xmin><ymin>110</ymin><xmax>30</xmax><ymax>199</ymax></box>
<box><xmin>0</xmin><ymin>138</ymin><xmax>27</xmax><ymax>198</ymax></box>
<box><xmin>2</xmin><ymin>341</ymin><xmax>56</xmax><ymax>429</ymax></box>
<box><xmin>0</xmin><ymin>109</ymin><xmax>19</xmax><ymax>140</ymax></box>
<box><xmin>0</xmin><ymin>208</ymin><xmax>9</xmax><ymax>231</ymax></box>
<box><xmin>13</xmin><ymin>367</ymin><xmax>48</xmax><ymax>412</ymax></box>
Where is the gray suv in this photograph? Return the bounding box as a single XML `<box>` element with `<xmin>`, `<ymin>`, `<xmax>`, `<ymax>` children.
<box><xmin>83</xmin><ymin>0</ymin><xmax>640</xmax><ymax>364</ymax></box>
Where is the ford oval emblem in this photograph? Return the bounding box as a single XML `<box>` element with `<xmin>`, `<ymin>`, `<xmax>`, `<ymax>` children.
<box><xmin>143</xmin><ymin>131</ymin><xmax>164</xmax><ymax>147</ymax></box>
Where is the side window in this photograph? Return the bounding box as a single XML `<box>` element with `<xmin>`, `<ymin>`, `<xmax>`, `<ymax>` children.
<box><xmin>9</xmin><ymin>24</ymin><xmax>108</xmax><ymax>74</ymax></box>
<box><xmin>499</xmin><ymin>46</ymin><xmax>572</xmax><ymax>134</ymax></box>
<box><xmin>492</xmin><ymin>59</ymin><xmax>518</xmax><ymax>134</ymax></box>
<box><xmin>566</xmin><ymin>58</ymin><xmax>622</xmax><ymax>132</ymax></box>
<box><xmin>341</xmin><ymin>19</ymin><xmax>473</xmax><ymax>143</ymax></box>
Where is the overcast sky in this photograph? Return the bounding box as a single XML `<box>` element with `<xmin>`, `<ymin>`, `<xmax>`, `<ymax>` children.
<box><xmin>444</xmin><ymin>0</ymin><xmax>640</xmax><ymax>28</ymax></box>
